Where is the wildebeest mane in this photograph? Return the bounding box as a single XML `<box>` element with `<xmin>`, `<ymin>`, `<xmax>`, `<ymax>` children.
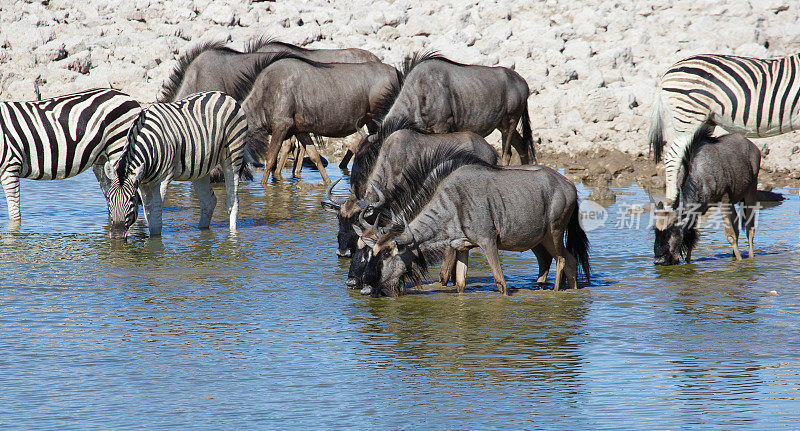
<box><xmin>401</xmin><ymin>51</ymin><xmax>465</xmax><ymax>77</ymax></box>
<box><xmin>674</xmin><ymin>123</ymin><xmax>715</xmax><ymax>209</ymax></box>
<box><xmin>389</xmin><ymin>147</ymin><xmax>496</xmax><ymax>226</ymax></box>
<box><xmin>350</xmin><ymin>117</ymin><xmax>422</xmax><ymax>197</ymax></box>
<box><xmin>372</xmin><ymin>68</ymin><xmax>403</xmax><ymax>122</ymax></box>
<box><xmin>158</xmin><ymin>40</ymin><xmax>236</xmax><ymax>103</ymax></box>
<box><xmin>232</xmin><ymin>51</ymin><xmax>329</xmax><ymax>102</ymax></box>
<box><xmin>245</xmin><ymin>36</ymin><xmax>312</xmax><ymax>54</ymax></box>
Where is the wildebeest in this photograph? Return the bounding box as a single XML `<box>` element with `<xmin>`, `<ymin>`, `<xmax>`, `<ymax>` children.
<box><xmin>158</xmin><ymin>37</ymin><xmax>380</xmax><ymax>103</ymax></box>
<box><xmin>243</xmin><ymin>57</ymin><xmax>401</xmax><ymax>186</ymax></box>
<box><xmin>653</xmin><ymin>126</ymin><xmax>760</xmax><ymax>265</ymax></box>
<box><xmin>321</xmin><ymin>118</ymin><xmax>498</xmax><ymax>257</ymax></box>
<box><xmin>361</xmin><ymin>155</ymin><xmax>591</xmax><ymax>297</ymax></box>
<box><xmin>379</xmin><ymin>52</ymin><xmax>535</xmax><ymax>165</ymax></box>
<box><xmin>341</xmin><ymin>143</ymin><xmax>499</xmax><ymax>290</ymax></box>
<box><xmin>158</xmin><ymin>37</ymin><xmax>381</xmax><ymax>179</ymax></box>
<box><xmin>104</xmin><ymin>92</ymin><xmax>248</xmax><ymax>239</ymax></box>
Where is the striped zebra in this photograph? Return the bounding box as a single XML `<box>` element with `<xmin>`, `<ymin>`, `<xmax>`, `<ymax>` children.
<box><xmin>649</xmin><ymin>53</ymin><xmax>800</xmax><ymax>201</ymax></box>
<box><xmin>104</xmin><ymin>91</ymin><xmax>248</xmax><ymax>238</ymax></box>
<box><xmin>0</xmin><ymin>88</ymin><xmax>141</xmax><ymax>225</ymax></box>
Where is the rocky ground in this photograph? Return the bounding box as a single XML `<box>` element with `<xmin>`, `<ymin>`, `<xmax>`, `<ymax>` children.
<box><xmin>2</xmin><ymin>0</ymin><xmax>800</xmax><ymax>190</ymax></box>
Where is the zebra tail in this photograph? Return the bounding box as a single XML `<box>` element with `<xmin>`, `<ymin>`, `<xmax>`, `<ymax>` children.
<box><xmin>649</xmin><ymin>91</ymin><xmax>665</xmax><ymax>163</ymax></box>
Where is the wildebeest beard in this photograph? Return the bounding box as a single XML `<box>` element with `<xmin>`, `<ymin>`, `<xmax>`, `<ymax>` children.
<box><xmin>365</xmin><ymin>228</ymin><xmax>445</xmax><ymax>297</ymax></box>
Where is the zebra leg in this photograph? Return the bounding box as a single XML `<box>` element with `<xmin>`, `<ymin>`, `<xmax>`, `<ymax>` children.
<box><xmin>139</xmin><ymin>184</ymin><xmax>163</xmax><ymax>237</ymax></box>
<box><xmin>159</xmin><ymin>175</ymin><xmax>172</xmax><ymax>202</ymax></box>
<box><xmin>1</xmin><ymin>167</ymin><xmax>22</xmax><ymax>226</ymax></box>
<box><xmin>192</xmin><ymin>175</ymin><xmax>217</xmax><ymax>230</ymax></box>
<box><xmin>298</xmin><ymin>133</ymin><xmax>331</xmax><ymax>184</ymax></box>
<box><xmin>221</xmin><ymin>159</ymin><xmax>239</xmax><ymax>231</ymax></box>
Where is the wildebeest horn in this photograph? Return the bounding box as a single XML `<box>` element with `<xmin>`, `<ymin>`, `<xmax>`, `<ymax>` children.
<box><xmin>324</xmin><ymin>178</ymin><xmax>346</xmax><ymax>206</ymax></box>
<box><xmin>394</xmin><ymin>213</ymin><xmax>415</xmax><ymax>247</ymax></box>
<box><xmin>357</xmin><ymin>182</ymin><xmax>386</xmax><ymax>212</ymax></box>
<box><xmin>355</xmin><ymin>117</ymin><xmax>367</xmax><ymax>138</ymax></box>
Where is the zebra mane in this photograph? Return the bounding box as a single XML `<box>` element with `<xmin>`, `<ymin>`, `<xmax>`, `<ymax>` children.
<box><xmin>350</xmin><ymin>117</ymin><xmax>422</xmax><ymax>197</ymax></box>
<box><xmin>117</xmin><ymin>109</ymin><xmax>149</xmax><ymax>179</ymax></box>
<box><xmin>158</xmin><ymin>40</ymin><xmax>238</xmax><ymax>103</ymax></box>
<box><xmin>674</xmin><ymin>123</ymin><xmax>715</xmax><ymax>209</ymax></box>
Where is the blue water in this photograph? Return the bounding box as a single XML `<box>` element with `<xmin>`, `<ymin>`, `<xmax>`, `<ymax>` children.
<box><xmin>1</xmin><ymin>166</ymin><xmax>799</xmax><ymax>429</ymax></box>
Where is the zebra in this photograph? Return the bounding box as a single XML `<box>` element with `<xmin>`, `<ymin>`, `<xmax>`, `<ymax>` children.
<box><xmin>0</xmin><ymin>88</ymin><xmax>141</xmax><ymax>225</ymax></box>
<box><xmin>649</xmin><ymin>53</ymin><xmax>800</xmax><ymax>201</ymax></box>
<box><xmin>104</xmin><ymin>91</ymin><xmax>249</xmax><ymax>239</ymax></box>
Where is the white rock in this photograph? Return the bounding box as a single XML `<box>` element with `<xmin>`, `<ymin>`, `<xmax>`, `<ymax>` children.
<box><xmin>201</xmin><ymin>4</ymin><xmax>236</xmax><ymax>26</ymax></box>
<box><xmin>563</xmin><ymin>39</ymin><xmax>592</xmax><ymax>60</ymax></box>
<box><xmin>735</xmin><ymin>43</ymin><xmax>769</xmax><ymax>58</ymax></box>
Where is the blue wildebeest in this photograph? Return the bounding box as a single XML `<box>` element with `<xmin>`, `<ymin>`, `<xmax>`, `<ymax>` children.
<box><xmin>341</xmin><ymin>144</ymin><xmax>499</xmax><ymax>289</ymax></box>
<box><xmin>105</xmin><ymin>92</ymin><xmax>248</xmax><ymax>239</ymax></box>
<box><xmin>158</xmin><ymin>38</ymin><xmax>382</xmax><ymax>179</ymax></box>
<box><xmin>361</xmin><ymin>155</ymin><xmax>591</xmax><ymax>296</ymax></box>
<box><xmin>653</xmin><ymin>126</ymin><xmax>760</xmax><ymax>265</ymax></box>
<box><xmin>322</xmin><ymin>118</ymin><xmax>498</xmax><ymax>257</ymax></box>
<box><xmin>243</xmin><ymin>57</ymin><xmax>401</xmax><ymax>186</ymax></box>
<box><xmin>0</xmin><ymin>88</ymin><xmax>141</xmax><ymax>226</ymax></box>
<box><xmin>379</xmin><ymin>52</ymin><xmax>535</xmax><ymax>165</ymax></box>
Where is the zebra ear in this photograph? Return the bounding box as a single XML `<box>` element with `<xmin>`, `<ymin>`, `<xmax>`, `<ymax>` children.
<box><xmin>104</xmin><ymin>161</ymin><xmax>115</xmax><ymax>180</ymax></box>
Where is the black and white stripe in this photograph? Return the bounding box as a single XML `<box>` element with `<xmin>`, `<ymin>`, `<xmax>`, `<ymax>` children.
<box><xmin>649</xmin><ymin>53</ymin><xmax>800</xmax><ymax>200</ymax></box>
<box><xmin>0</xmin><ymin>88</ymin><xmax>141</xmax><ymax>224</ymax></box>
<box><xmin>105</xmin><ymin>91</ymin><xmax>248</xmax><ymax>238</ymax></box>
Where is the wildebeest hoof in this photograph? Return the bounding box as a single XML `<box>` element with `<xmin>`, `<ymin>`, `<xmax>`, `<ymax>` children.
<box><xmin>360</xmin><ymin>285</ymin><xmax>373</xmax><ymax>295</ymax></box>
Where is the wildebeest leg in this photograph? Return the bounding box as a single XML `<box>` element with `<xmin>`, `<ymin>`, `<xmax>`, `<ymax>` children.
<box><xmin>509</xmin><ymin>130</ymin><xmax>529</xmax><ymax>165</ymax></box>
<box><xmin>479</xmin><ymin>241</ymin><xmax>507</xmax><ymax>295</ymax></box>
<box><xmin>1</xmin><ymin>166</ymin><xmax>22</xmax><ymax>226</ymax></box>
<box><xmin>722</xmin><ymin>202</ymin><xmax>742</xmax><ymax>261</ymax></box>
<box><xmin>221</xmin><ymin>158</ymin><xmax>239</xmax><ymax>231</ymax></box>
<box><xmin>261</xmin><ymin>126</ymin><xmax>290</xmax><ymax>187</ymax></box>
<box><xmin>454</xmin><ymin>249</ymin><xmax>470</xmax><ymax>293</ymax></box>
<box><xmin>139</xmin><ymin>183</ymin><xmax>163</xmax><ymax>237</ymax></box>
<box><xmin>742</xmin><ymin>190</ymin><xmax>757</xmax><ymax>258</ymax></box>
<box><xmin>91</xmin><ymin>162</ymin><xmax>112</xmax><ymax>199</ymax></box>
<box><xmin>293</xmin><ymin>145</ymin><xmax>304</xmax><ymax>178</ymax></box>
<box><xmin>298</xmin><ymin>133</ymin><xmax>331</xmax><ymax>184</ymax></box>
<box><xmin>192</xmin><ymin>175</ymin><xmax>217</xmax><ymax>230</ymax></box>
<box><xmin>274</xmin><ymin>139</ymin><xmax>294</xmax><ymax>180</ymax></box>
<box><xmin>339</xmin><ymin>149</ymin><xmax>354</xmax><ymax>169</ymax></box>
<box><xmin>439</xmin><ymin>247</ymin><xmax>457</xmax><ymax>286</ymax></box>
<box><xmin>542</xmin><ymin>230</ymin><xmax>577</xmax><ymax>290</ymax></box>
<box><xmin>532</xmin><ymin>244</ymin><xmax>552</xmax><ymax>283</ymax></box>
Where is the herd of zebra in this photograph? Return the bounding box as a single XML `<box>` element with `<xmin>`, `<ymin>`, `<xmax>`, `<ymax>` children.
<box><xmin>1</xmin><ymin>35</ymin><xmax>798</xmax><ymax>295</ymax></box>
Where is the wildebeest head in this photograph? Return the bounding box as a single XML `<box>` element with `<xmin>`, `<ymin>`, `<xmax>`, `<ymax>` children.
<box><xmin>321</xmin><ymin>180</ymin><xmax>385</xmax><ymax>257</ymax></box>
<box><xmin>362</xmin><ymin>220</ymin><xmax>423</xmax><ymax>297</ymax></box>
<box><xmin>104</xmin><ymin>159</ymin><xmax>141</xmax><ymax>240</ymax></box>
<box><xmin>653</xmin><ymin>200</ymin><xmax>698</xmax><ymax>265</ymax></box>
<box><xmin>347</xmin><ymin>209</ymin><xmax>383</xmax><ymax>289</ymax></box>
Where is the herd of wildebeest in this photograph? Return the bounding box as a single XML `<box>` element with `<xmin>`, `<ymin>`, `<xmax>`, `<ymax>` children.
<box><xmin>3</xmin><ymin>35</ymin><xmax>793</xmax><ymax>296</ymax></box>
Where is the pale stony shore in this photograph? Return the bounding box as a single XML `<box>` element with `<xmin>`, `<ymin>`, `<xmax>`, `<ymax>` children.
<box><xmin>2</xmin><ymin>0</ymin><xmax>800</xmax><ymax>186</ymax></box>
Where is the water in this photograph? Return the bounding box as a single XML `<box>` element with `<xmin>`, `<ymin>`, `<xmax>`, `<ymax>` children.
<box><xmin>1</xmin><ymin>166</ymin><xmax>799</xmax><ymax>429</ymax></box>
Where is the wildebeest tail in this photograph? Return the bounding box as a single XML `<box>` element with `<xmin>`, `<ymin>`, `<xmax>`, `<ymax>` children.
<box><xmin>521</xmin><ymin>103</ymin><xmax>535</xmax><ymax>163</ymax></box>
<box><xmin>566</xmin><ymin>205</ymin><xmax>591</xmax><ymax>283</ymax></box>
<box><xmin>649</xmin><ymin>91</ymin><xmax>666</xmax><ymax>163</ymax></box>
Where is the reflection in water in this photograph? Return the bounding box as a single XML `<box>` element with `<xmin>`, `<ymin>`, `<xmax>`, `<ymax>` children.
<box><xmin>0</xmin><ymin>170</ymin><xmax>799</xmax><ymax>428</ymax></box>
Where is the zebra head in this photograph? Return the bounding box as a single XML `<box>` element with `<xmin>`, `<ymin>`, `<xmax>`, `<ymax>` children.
<box><xmin>104</xmin><ymin>159</ymin><xmax>141</xmax><ymax>239</ymax></box>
